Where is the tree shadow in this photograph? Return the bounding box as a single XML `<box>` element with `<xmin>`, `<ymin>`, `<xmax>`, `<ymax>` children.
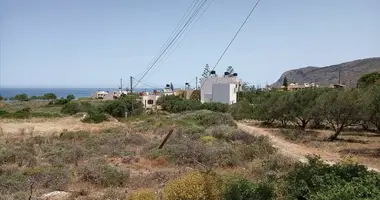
<box><xmin>332</xmin><ymin>138</ymin><xmax>369</xmax><ymax>144</ymax></box>
<box><xmin>340</xmin><ymin>148</ymin><xmax>380</xmax><ymax>158</ymax></box>
<box><xmin>341</xmin><ymin>132</ymin><xmax>380</xmax><ymax>138</ymax></box>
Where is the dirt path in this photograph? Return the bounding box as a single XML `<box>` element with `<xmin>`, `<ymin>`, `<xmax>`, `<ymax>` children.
<box><xmin>238</xmin><ymin>122</ymin><xmax>380</xmax><ymax>172</ymax></box>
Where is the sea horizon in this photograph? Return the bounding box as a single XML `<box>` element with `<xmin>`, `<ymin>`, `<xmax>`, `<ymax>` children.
<box><xmin>0</xmin><ymin>87</ymin><xmax>159</xmax><ymax>98</ymax></box>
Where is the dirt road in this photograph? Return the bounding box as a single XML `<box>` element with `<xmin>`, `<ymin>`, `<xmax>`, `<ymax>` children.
<box><xmin>238</xmin><ymin>122</ymin><xmax>380</xmax><ymax>172</ymax></box>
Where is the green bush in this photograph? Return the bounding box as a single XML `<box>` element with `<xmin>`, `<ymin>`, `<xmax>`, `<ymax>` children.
<box><xmin>157</xmin><ymin>95</ymin><xmax>201</xmax><ymax>113</ymax></box>
<box><xmin>101</xmin><ymin>97</ymin><xmax>143</xmax><ymax>117</ymax></box>
<box><xmin>228</xmin><ymin>101</ymin><xmax>254</xmax><ymax>120</ymax></box>
<box><xmin>181</xmin><ymin>110</ymin><xmax>236</xmax><ymax>127</ymax></box>
<box><xmin>61</xmin><ymin>101</ymin><xmax>92</xmax><ymax>115</ymax></box>
<box><xmin>78</xmin><ymin>158</ymin><xmax>130</xmax><ymax>187</ymax></box>
<box><xmin>222</xmin><ymin>176</ymin><xmax>274</xmax><ymax>200</ymax></box>
<box><xmin>81</xmin><ymin>110</ymin><xmax>108</xmax><ymax>123</ymax></box>
<box><xmin>201</xmin><ymin>102</ymin><xmax>229</xmax><ymax>113</ymax></box>
<box><xmin>283</xmin><ymin>156</ymin><xmax>380</xmax><ymax>200</ymax></box>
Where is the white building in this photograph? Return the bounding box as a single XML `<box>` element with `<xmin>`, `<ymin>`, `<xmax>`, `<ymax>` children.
<box><xmin>140</xmin><ymin>87</ymin><xmax>174</xmax><ymax>109</ymax></box>
<box><xmin>140</xmin><ymin>92</ymin><xmax>161</xmax><ymax>109</ymax></box>
<box><xmin>200</xmin><ymin>71</ymin><xmax>242</xmax><ymax>104</ymax></box>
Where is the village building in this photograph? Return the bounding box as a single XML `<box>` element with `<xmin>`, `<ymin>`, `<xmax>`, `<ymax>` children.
<box><xmin>199</xmin><ymin>71</ymin><xmax>242</xmax><ymax>105</ymax></box>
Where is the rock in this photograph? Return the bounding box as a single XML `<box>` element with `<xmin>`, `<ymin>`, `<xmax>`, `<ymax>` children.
<box><xmin>38</xmin><ymin>191</ymin><xmax>72</xmax><ymax>200</ymax></box>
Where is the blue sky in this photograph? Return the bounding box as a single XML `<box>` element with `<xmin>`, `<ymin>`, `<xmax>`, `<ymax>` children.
<box><xmin>0</xmin><ymin>0</ymin><xmax>379</xmax><ymax>88</ymax></box>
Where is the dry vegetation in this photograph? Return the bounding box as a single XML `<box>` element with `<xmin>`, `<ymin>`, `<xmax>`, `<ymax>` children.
<box><xmin>0</xmin><ymin>110</ymin><xmax>292</xmax><ymax>199</ymax></box>
<box><xmin>1</xmin><ymin>99</ymin><xmax>380</xmax><ymax>199</ymax></box>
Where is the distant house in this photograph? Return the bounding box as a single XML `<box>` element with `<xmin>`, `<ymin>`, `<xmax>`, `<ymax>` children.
<box><xmin>94</xmin><ymin>91</ymin><xmax>108</xmax><ymax>99</ymax></box>
<box><xmin>94</xmin><ymin>90</ymin><xmax>130</xmax><ymax>100</ymax></box>
<box><xmin>281</xmin><ymin>82</ymin><xmax>319</xmax><ymax>91</ymax></box>
<box><xmin>139</xmin><ymin>85</ymin><xmax>174</xmax><ymax>109</ymax></box>
<box><xmin>200</xmin><ymin>71</ymin><xmax>242</xmax><ymax>105</ymax></box>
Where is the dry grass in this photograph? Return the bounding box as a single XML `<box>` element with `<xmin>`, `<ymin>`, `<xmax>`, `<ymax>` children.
<box><xmin>0</xmin><ymin>116</ymin><xmax>122</xmax><ymax>138</ymax></box>
<box><xmin>0</xmin><ymin>112</ymin><xmax>293</xmax><ymax>199</ymax></box>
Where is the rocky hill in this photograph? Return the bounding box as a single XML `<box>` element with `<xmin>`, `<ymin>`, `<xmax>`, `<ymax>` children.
<box><xmin>271</xmin><ymin>57</ymin><xmax>380</xmax><ymax>88</ymax></box>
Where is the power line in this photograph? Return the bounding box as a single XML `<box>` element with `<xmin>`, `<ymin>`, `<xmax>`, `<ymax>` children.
<box><xmin>146</xmin><ymin>0</ymin><xmax>215</xmax><ymax>78</ymax></box>
<box><xmin>200</xmin><ymin>0</ymin><xmax>262</xmax><ymax>89</ymax></box>
<box><xmin>133</xmin><ymin>0</ymin><xmax>200</xmax><ymax>79</ymax></box>
<box><xmin>133</xmin><ymin>0</ymin><xmax>208</xmax><ymax>89</ymax></box>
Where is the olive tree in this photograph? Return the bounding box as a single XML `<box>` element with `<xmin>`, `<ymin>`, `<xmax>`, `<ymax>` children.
<box><xmin>288</xmin><ymin>89</ymin><xmax>321</xmax><ymax>130</ymax></box>
<box><xmin>315</xmin><ymin>89</ymin><xmax>361</xmax><ymax>140</ymax></box>
<box><xmin>360</xmin><ymin>85</ymin><xmax>380</xmax><ymax>132</ymax></box>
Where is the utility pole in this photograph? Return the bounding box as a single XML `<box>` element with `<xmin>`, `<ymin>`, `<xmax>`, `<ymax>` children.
<box><xmin>120</xmin><ymin>78</ymin><xmax>123</xmax><ymax>91</ymax></box>
<box><xmin>130</xmin><ymin>76</ymin><xmax>133</xmax><ymax>93</ymax></box>
<box><xmin>130</xmin><ymin>76</ymin><xmax>134</xmax><ymax>113</ymax></box>
<box><xmin>338</xmin><ymin>70</ymin><xmax>341</xmax><ymax>85</ymax></box>
<box><xmin>195</xmin><ymin>76</ymin><xmax>198</xmax><ymax>89</ymax></box>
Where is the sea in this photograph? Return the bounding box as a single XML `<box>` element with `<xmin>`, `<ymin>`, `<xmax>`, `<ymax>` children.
<box><xmin>0</xmin><ymin>88</ymin><xmax>156</xmax><ymax>99</ymax></box>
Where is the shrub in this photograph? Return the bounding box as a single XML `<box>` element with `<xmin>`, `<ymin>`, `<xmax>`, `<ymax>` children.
<box><xmin>128</xmin><ymin>189</ymin><xmax>155</xmax><ymax>200</ymax></box>
<box><xmin>22</xmin><ymin>166</ymin><xmax>70</xmax><ymax>190</ymax></box>
<box><xmin>283</xmin><ymin>155</ymin><xmax>380</xmax><ymax>200</ymax></box>
<box><xmin>0</xmin><ymin>143</ymin><xmax>36</xmax><ymax>167</ymax></box>
<box><xmin>59</xmin><ymin>130</ymin><xmax>91</xmax><ymax>140</ymax></box>
<box><xmin>61</xmin><ymin>101</ymin><xmax>92</xmax><ymax>115</ymax></box>
<box><xmin>82</xmin><ymin>110</ymin><xmax>108</xmax><ymax>123</ymax></box>
<box><xmin>42</xmin><ymin>142</ymin><xmax>84</xmax><ymax>166</ymax></box>
<box><xmin>228</xmin><ymin>101</ymin><xmax>254</xmax><ymax>120</ymax></box>
<box><xmin>222</xmin><ymin>176</ymin><xmax>275</xmax><ymax>200</ymax></box>
<box><xmin>181</xmin><ymin>110</ymin><xmax>236</xmax><ymax>127</ymax></box>
<box><xmin>163</xmin><ymin>171</ymin><xmax>221</xmax><ymax>200</ymax></box>
<box><xmin>201</xmin><ymin>102</ymin><xmax>229</xmax><ymax>113</ymax></box>
<box><xmin>101</xmin><ymin>97</ymin><xmax>143</xmax><ymax>117</ymax></box>
<box><xmin>0</xmin><ymin>168</ymin><xmax>28</xmax><ymax>195</ymax></box>
<box><xmin>146</xmin><ymin>136</ymin><xmax>239</xmax><ymax>167</ymax></box>
<box><xmin>78</xmin><ymin>158</ymin><xmax>130</xmax><ymax>187</ymax></box>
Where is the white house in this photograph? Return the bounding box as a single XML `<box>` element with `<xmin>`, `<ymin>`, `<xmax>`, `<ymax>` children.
<box><xmin>200</xmin><ymin>71</ymin><xmax>242</xmax><ymax>104</ymax></box>
<box><xmin>139</xmin><ymin>87</ymin><xmax>174</xmax><ymax>109</ymax></box>
<box><xmin>140</xmin><ymin>92</ymin><xmax>161</xmax><ymax>109</ymax></box>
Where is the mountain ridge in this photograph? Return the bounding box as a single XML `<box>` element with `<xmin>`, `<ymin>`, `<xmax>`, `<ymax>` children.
<box><xmin>271</xmin><ymin>57</ymin><xmax>380</xmax><ymax>88</ymax></box>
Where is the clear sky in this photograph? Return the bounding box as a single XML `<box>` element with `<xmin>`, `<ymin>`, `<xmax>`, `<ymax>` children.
<box><xmin>0</xmin><ymin>0</ymin><xmax>379</xmax><ymax>88</ymax></box>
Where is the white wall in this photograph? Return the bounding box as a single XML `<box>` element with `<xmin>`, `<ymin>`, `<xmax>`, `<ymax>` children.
<box><xmin>200</xmin><ymin>76</ymin><xmax>241</xmax><ymax>103</ymax></box>
<box><xmin>211</xmin><ymin>83</ymin><xmax>238</xmax><ymax>104</ymax></box>
<box><xmin>141</xmin><ymin>95</ymin><xmax>161</xmax><ymax>109</ymax></box>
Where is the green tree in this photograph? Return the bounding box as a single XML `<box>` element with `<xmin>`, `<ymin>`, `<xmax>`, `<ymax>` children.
<box><xmin>315</xmin><ymin>89</ymin><xmax>361</xmax><ymax>140</ymax></box>
<box><xmin>282</xmin><ymin>77</ymin><xmax>288</xmax><ymax>90</ymax></box>
<box><xmin>0</xmin><ymin>95</ymin><xmax>3</xmax><ymax>101</ymax></box>
<box><xmin>43</xmin><ymin>93</ymin><xmax>57</xmax><ymax>101</ymax></box>
<box><xmin>202</xmin><ymin>64</ymin><xmax>210</xmax><ymax>78</ymax></box>
<box><xmin>357</xmin><ymin>71</ymin><xmax>380</xmax><ymax>88</ymax></box>
<box><xmin>226</xmin><ymin>66</ymin><xmax>234</xmax><ymax>74</ymax></box>
<box><xmin>360</xmin><ymin>85</ymin><xmax>380</xmax><ymax>132</ymax></box>
<box><xmin>288</xmin><ymin>89</ymin><xmax>321</xmax><ymax>130</ymax></box>
<box><xmin>66</xmin><ymin>94</ymin><xmax>75</xmax><ymax>101</ymax></box>
<box><xmin>13</xmin><ymin>94</ymin><xmax>29</xmax><ymax>101</ymax></box>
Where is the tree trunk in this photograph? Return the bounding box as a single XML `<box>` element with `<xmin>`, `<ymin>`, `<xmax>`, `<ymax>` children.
<box><xmin>329</xmin><ymin>126</ymin><xmax>344</xmax><ymax>140</ymax></box>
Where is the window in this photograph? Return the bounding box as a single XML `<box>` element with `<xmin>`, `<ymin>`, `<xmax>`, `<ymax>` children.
<box><xmin>148</xmin><ymin>99</ymin><xmax>154</xmax><ymax>104</ymax></box>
